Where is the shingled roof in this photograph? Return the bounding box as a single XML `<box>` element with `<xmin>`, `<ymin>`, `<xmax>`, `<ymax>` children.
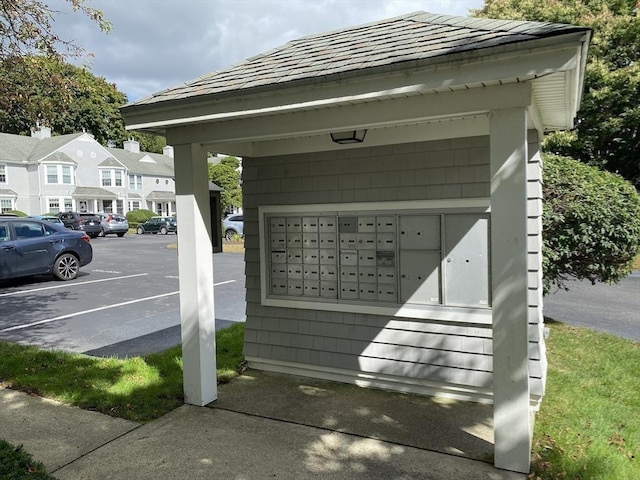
<box><xmin>130</xmin><ymin>11</ymin><xmax>588</xmax><ymax>107</ymax></box>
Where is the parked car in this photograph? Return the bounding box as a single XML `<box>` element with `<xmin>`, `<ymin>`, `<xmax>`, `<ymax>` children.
<box><xmin>223</xmin><ymin>214</ymin><xmax>243</xmax><ymax>240</ymax></box>
<box><xmin>57</xmin><ymin>212</ymin><xmax>102</xmax><ymax>238</ymax></box>
<box><xmin>0</xmin><ymin>212</ymin><xmax>19</xmax><ymax>217</ymax></box>
<box><xmin>0</xmin><ymin>218</ymin><xmax>93</xmax><ymax>281</ymax></box>
<box><xmin>136</xmin><ymin>216</ymin><xmax>177</xmax><ymax>235</ymax></box>
<box><xmin>27</xmin><ymin>215</ymin><xmax>64</xmax><ymax>225</ymax></box>
<box><xmin>97</xmin><ymin>213</ymin><xmax>129</xmax><ymax>237</ymax></box>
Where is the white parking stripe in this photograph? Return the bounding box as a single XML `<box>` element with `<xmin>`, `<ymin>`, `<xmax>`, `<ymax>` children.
<box><xmin>0</xmin><ymin>280</ymin><xmax>236</xmax><ymax>333</ymax></box>
<box><xmin>0</xmin><ymin>273</ymin><xmax>149</xmax><ymax>298</ymax></box>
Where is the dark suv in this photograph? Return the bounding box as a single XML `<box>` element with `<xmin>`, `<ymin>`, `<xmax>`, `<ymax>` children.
<box><xmin>57</xmin><ymin>212</ymin><xmax>102</xmax><ymax>238</ymax></box>
<box><xmin>136</xmin><ymin>216</ymin><xmax>177</xmax><ymax>235</ymax></box>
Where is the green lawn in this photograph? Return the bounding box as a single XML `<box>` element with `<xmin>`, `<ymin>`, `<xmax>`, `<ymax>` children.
<box><xmin>1</xmin><ymin>321</ymin><xmax>638</xmax><ymax>479</ymax></box>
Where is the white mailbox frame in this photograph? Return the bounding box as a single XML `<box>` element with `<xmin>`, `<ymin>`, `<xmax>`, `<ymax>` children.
<box><xmin>259</xmin><ymin>198</ymin><xmax>492</xmax><ymax>325</ymax></box>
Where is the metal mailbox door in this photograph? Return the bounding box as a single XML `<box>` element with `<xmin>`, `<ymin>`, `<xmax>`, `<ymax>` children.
<box><xmin>399</xmin><ymin>250</ymin><xmax>441</xmax><ymax>304</ymax></box>
<box><xmin>443</xmin><ymin>214</ymin><xmax>490</xmax><ymax>307</ymax></box>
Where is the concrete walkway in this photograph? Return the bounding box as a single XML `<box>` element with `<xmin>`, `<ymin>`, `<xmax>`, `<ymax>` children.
<box><xmin>1</xmin><ymin>371</ymin><xmax>526</xmax><ymax>479</ymax></box>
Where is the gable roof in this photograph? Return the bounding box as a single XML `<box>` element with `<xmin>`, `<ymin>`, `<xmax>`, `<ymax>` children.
<box><xmin>0</xmin><ymin>131</ymin><xmax>174</xmax><ymax>177</ymax></box>
<box><xmin>129</xmin><ymin>11</ymin><xmax>589</xmax><ymax>108</ymax></box>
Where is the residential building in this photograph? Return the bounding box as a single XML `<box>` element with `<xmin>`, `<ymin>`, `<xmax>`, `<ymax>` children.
<box><xmin>0</xmin><ymin>127</ymin><xmax>175</xmax><ymax>216</ymax></box>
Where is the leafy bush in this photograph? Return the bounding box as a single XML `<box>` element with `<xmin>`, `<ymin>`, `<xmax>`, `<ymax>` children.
<box><xmin>126</xmin><ymin>209</ymin><xmax>156</xmax><ymax>224</ymax></box>
<box><xmin>543</xmin><ymin>154</ymin><xmax>640</xmax><ymax>293</ymax></box>
<box><xmin>6</xmin><ymin>209</ymin><xmax>27</xmax><ymax>216</ymax></box>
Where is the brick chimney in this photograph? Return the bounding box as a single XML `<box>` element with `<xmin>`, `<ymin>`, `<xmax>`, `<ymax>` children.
<box><xmin>123</xmin><ymin>138</ymin><xmax>140</xmax><ymax>153</ymax></box>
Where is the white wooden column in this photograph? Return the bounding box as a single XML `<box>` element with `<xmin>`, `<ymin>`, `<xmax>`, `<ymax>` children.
<box><xmin>173</xmin><ymin>142</ymin><xmax>217</xmax><ymax>406</ymax></box>
<box><xmin>490</xmin><ymin>108</ymin><xmax>531</xmax><ymax>473</ymax></box>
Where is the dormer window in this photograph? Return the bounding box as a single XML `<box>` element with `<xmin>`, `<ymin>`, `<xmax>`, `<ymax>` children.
<box><xmin>45</xmin><ymin>164</ymin><xmax>74</xmax><ymax>185</ymax></box>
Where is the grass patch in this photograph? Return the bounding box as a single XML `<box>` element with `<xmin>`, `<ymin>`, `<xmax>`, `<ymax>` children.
<box><xmin>0</xmin><ymin>440</ymin><xmax>54</xmax><ymax>479</ymax></box>
<box><xmin>531</xmin><ymin>321</ymin><xmax>639</xmax><ymax>479</ymax></box>
<box><xmin>0</xmin><ymin>322</ymin><xmax>245</xmax><ymax>423</ymax></box>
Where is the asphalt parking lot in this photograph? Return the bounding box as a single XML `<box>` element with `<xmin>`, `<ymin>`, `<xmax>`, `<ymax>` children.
<box><xmin>0</xmin><ymin>233</ymin><xmax>245</xmax><ymax>357</ymax></box>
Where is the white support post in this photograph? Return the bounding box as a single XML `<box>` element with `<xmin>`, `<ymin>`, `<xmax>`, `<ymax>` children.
<box><xmin>173</xmin><ymin>142</ymin><xmax>217</xmax><ymax>406</ymax></box>
<box><xmin>490</xmin><ymin>108</ymin><xmax>531</xmax><ymax>473</ymax></box>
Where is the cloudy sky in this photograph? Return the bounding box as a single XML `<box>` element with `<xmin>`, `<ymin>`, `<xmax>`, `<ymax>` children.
<box><xmin>51</xmin><ymin>0</ymin><xmax>484</xmax><ymax>103</ymax></box>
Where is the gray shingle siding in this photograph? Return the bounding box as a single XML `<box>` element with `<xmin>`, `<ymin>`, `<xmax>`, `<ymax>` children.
<box><xmin>243</xmin><ymin>135</ymin><xmax>545</xmax><ymax>401</ymax></box>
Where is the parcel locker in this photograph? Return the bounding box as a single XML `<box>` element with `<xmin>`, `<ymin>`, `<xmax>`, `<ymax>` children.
<box><xmin>443</xmin><ymin>214</ymin><xmax>489</xmax><ymax>307</ymax></box>
<box><xmin>399</xmin><ymin>250</ymin><xmax>441</xmax><ymax>304</ymax></box>
<box><xmin>399</xmin><ymin>215</ymin><xmax>440</xmax><ymax>250</ymax></box>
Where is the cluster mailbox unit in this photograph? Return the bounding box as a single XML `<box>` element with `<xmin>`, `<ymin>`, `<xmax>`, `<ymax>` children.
<box><xmin>261</xmin><ymin>203</ymin><xmax>490</xmax><ymax>320</ymax></box>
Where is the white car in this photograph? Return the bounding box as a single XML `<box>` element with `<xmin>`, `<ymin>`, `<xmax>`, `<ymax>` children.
<box><xmin>222</xmin><ymin>215</ymin><xmax>243</xmax><ymax>240</ymax></box>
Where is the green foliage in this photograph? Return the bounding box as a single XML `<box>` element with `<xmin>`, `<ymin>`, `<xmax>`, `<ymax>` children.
<box><xmin>0</xmin><ymin>55</ymin><xmax>129</xmax><ymax>146</ymax></box>
<box><xmin>0</xmin><ymin>440</ymin><xmax>53</xmax><ymax>479</ymax></box>
<box><xmin>131</xmin><ymin>132</ymin><xmax>167</xmax><ymax>154</ymax></box>
<box><xmin>126</xmin><ymin>209</ymin><xmax>156</xmax><ymax>224</ymax></box>
<box><xmin>208</xmin><ymin>156</ymin><xmax>242</xmax><ymax>214</ymax></box>
<box><xmin>542</xmin><ymin>154</ymin><xmax>640</xmax><ymax>292</ymax></box>
<box><xmin>474</xmin><ymin>0</ymin><xmax>640</xmax><ymax>187</ymax></box>
<box><xmin>6</xmin><ymin>210</ymin><xmax>27</xmax><ymax>216</ymax></box>
<box><xmin>0</xmin><ymin>0</ymin><xmax>110</xmax><ymax>60</ymax></box>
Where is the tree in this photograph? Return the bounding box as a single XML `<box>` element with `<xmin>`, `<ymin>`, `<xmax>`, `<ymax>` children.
<box><xmin>473</xmin><ymin>0</ymin><xmax>640</xmax><ymax>188</ymax></box>
<box><xmin>0</xmin><ymin>0</ymin><xmax>110</xmax><ymax>60</ymax></box>
<box><xmin>0</xmin><ymin>55</ymin><xmax>129</xmax><ymax>145</ymax></box>
<box><xmin>542</xmin><ymin>154</ymin><xmax>640</xmax><ymax>293</ymax></box>
<box><xmin>208</xmin><ymin>156</ymin><xmax>242</xmax><ymax>215</ymax></box>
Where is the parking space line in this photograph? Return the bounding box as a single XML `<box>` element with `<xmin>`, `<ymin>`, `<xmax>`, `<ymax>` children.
<box><xmin>0</xmin><ymin>291</ymin><xmax>180</xmax><ymax>333</ymax></box>
<box><xmin>0</xmin><ymin>280</ymin><xmax>236</xmax><ymax>333</ymax></box>
<box><xmin>0</xmin><ymin>273</ymin><xmax>149</xmax><ymax>298</ymax></box>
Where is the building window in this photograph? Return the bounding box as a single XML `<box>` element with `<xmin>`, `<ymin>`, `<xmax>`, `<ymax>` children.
<box><xmin>62</xmin><ymin>165</ymin><xmax>72</xmax><ymax>184</ymax></box>
<box><xmin>0</xmin><ymin>198</ymin><xmax>13</xmax><ymax>212</ymax></box>
<box><xmin>45</xmin><ymin>164</ymin><xmax>74</xmax><ymax>184</ymax></box>
<box><xmin>0</xmin><ymin>165</ymin><xmax>6</xmax><ymax>183</ymax></box>
<box><xmin>101</xmin><ymin>170</ymin><xmax>112</xmax><ymax>187</ymax></box>
<box><xmin>115</xmin><ymin>170</ymin><xmax>123</xmax><ymax>187</ymax></box>
<box><xmin>128</xmin><ymin>174</ymin><xmax>142</xmax><ymax>190</ymax></box>
<box><xmin>116</xmin><ymin>199</ymin><xmax>124</xmax><ymax>214</ymax></box>
<box><xmin>47</xmin><ymin>165</ymin><xmax>58</xmax><ymax>184</ymax></box>
<box><xmin>103</xmin><ymin>200</ymin><xmax>113</xmax><ymax>213</ymax></box>
<box><xmin>129</xmin><ymin>201</ymin><xmax>140</xmax><ymax>211</ymax></box>
<box><xmin>64</xmin><ymin>199</ymin><xmax>73</xmax><ymax>211</ymax></box>
<box><xmin>48</xmin><ymin>199</ymin><xmax>60</xmax><ymax>213</ymax></box>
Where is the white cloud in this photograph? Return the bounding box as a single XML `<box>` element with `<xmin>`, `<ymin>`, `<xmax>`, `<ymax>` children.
<box><xmin>51</xmin><ymin>0</ymin><xmax>483</xmax><ymax>102</ymax></box>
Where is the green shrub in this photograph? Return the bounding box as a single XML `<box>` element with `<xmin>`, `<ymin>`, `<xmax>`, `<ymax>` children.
<box><xmin>126</xmin><ymin>209</ymin><xmax>156</xmax><ymax>224</ymax></box>
<box><xmin>543</xmin><ymin>154</ymin><xmax>640</xmax><ymax>293</ymax></box>
<box><xmin>6</xmin><ymin>209</ymin><xmax>27</xmax><ymax>216</ymax></box>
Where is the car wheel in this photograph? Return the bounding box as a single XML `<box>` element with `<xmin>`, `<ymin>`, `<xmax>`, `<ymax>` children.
<box><xmin>225</xmin><ymin>229</ymin><xmax>235</xmax><ymax>241</ymax></box>
<box><xmin>52</xmin><ymin>253</ymin><xmax>79</xmax><ymax>280</ymax></box>
<box><xmin>117</xmin><ymin>232</ymin><xmax>125</xmax><ymax>237</ymax></box>
<box><xmin>137</xmin><ymin>226</ymin><xmax>144</xmax><ymax>234</ymax></box>
<box><xmin>160</xmin><ymin>226</ymin><xmax>168</xmax><ymax>235</ymax></box>
<box><xmin>99</xmin><ymin>228</ymin><xmax>106</xmax><ymax>237</ymax></box>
